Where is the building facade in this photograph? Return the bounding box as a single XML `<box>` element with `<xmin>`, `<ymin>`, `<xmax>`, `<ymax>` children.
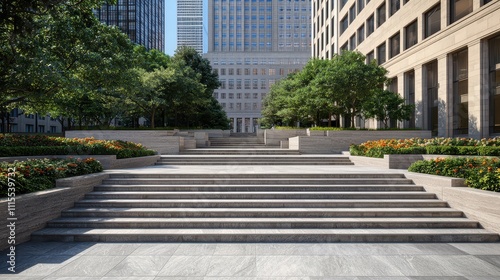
<box><xmin>313</xmin><ymin>0</ymin><xmax>500</xmax><ymax>139</ymax></box>
<box><xmin>205</xmin><ymin>0</ymin><xmax>312</xmax><ymax>133</ymax></box>
<box><xmin>177</xmin><ymin>0</ymin><xmax>204</xmax><ymax>53</ymax></box>
<box><xmin>1</xmin><ymin>109</ymin><xmax>62</xmax><ymax>134</ymax></box>
<box><xmin>94</xmin><ymin>0</ymin><xmax>165</xmax><ymax>51</ymax></box>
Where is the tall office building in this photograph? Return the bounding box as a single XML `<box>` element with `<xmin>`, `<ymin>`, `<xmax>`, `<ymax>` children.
<box><xmin>313</xmin><ymin>0</ymin><xmax>500</xmax><ymax>139</ymax></box>
<box><xmin>177</xmin><ymin>0</ymin><xmax>204</xmax><ymax>53</ymax></box>
<box><xmin>94</xmin><ymin>0</ymin><xmax>165</xmax><ymax>51</ymax></box>
<box><xmin>205</xmin><ymin>0</ymin><xmax>312</xmax><ymax>133</ymax></box>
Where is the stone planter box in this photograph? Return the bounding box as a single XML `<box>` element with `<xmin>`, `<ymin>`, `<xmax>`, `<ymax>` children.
<box><xmin>0</xmin><ymin>173</ymin><xmax>109</xmax><ymax>250</ymax></box>
<box><xmin>405</xmin><ymin>172</ymin><xmax>500</xmax><ymax>234</ymax></box>
<box><xmin>264</xmin><ymin>129</ymin><xmax>307</xmax><ymax>146</ymax></box>
<box><xmin>0</xmin><ymin>155</ymin><xmax>160</xmax><ymax>170</ymax></box>
<box><xmin>65</xmin><ymin>130</ymin><xmax>181</xmax><ymax>154</ymax></box>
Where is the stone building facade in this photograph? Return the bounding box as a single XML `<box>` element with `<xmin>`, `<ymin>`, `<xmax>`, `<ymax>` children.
<box><xmin>313</xmin><ymin>0</ymin><xmax>500</xmax><ymax>138</ymax></box>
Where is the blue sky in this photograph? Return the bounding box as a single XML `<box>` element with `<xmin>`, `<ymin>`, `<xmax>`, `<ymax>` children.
<box><xmin>165</xmin><ymin>0</ymin><xmax>177</xmax><ymax>56</ymax></box>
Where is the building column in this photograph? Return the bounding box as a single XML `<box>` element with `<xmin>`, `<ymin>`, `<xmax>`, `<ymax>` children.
<box><xmin>232</xmin><ymin>117</ymin><xmax>237</xmax><ymax>133</ymax></box>
<box><xmin>437</xmin><ymin>54</ymin><xmax>451</xmax><ymax>137</ymax></box>
<box><xmin>397</xmin><ymin>72</ymin><xmax>405</xmax><ymax>128</ymax></box>
<box><xmin>468</xmin><ymin>39</ymin><xmax>486</xmax><ymax>139</ymax></box>
<box><xmin>414</xmin><ymin>65</ymin><xmax>424</xmax><ymax>130</ymax></box>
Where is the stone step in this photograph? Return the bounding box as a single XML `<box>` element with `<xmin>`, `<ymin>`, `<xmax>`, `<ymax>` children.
<box><xmin>181</xmin><ymin>149</ymin><xmax>299</xmax><ymax>155</ymax></box>
<box><xmin>94</xmin><ymin>184</ymin><xmax>425</xmax><ymax>192</ymax></box>
<box><xmin>31</xmin><ymin>228</ymin><xmax>499</xmax><ymax>242</ymax></box>
<box><xmin>74</xmin><ymin>199</ymin><xmax>448</xmax><ymax>208</ymax></box>
<box><xmin>155</xmin><ymin>161</ymin><xmax>354</xmax><ymax>165</ymax></box>
<box><xmin>61</xmin><ymin>207</ymin><xmax>465</xmax><ymax>218</ymax></box>
<box><xmin>108</xmin><ymin>173</ymin><xmax>404</xmax><ymax>179</ymax></box>
<box><xmin>46</xmin><ymin>217</ymin><xmax>479</xmax><ymax>229</ymax></box>
<box><xmin>84</xmin><ymin>191</ymin><xmax>436</xmax><ymax>200</ymax></box>
<box><xmin>101</xmin><ymin>178</ymin><xmax>415</xmax><ymax>185</ymax></box>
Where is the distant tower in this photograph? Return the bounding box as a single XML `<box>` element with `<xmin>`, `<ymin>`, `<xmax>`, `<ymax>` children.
<box><xmin>177</xmin><ymin>0</ymin><xmax>204</xmax><ymax>53</ymax></box>
<box><xmin>94</xmin><ymin>0</ymin><xmax>165</xmax><ymax>51</ymax></box>
<box><xmin>205</xmin><ymin>0</ymin><xmax>312</xmax><ymax>133</ymax></box>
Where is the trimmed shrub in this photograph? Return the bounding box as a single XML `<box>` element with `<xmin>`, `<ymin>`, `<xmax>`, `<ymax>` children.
<box><xmin>0</xmin><ymin>158</ymin><xmax>103</xmax><ymax>196</ymax></box>
<box><xmin>408</xmin><ymin>157</ymin><xmax>500</xmax><ymax>192</ymax></box>
<box><xmin>0</xmin><ymin>135</ymin><xmax>155</xmax><ymax>159</ymax></box>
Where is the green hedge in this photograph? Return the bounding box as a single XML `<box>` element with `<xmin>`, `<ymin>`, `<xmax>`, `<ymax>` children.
<box><xmin>408</xmin><ymin>157</ymin><xmax>500</xmax><ymax>192</ymax></box>
<box><xmin>0</xmin><ymin>135</ymin><xmax>156</xmax><ymax>159</ymax></box>
<box><xmin>0</xmin><ymin>158</ymin><xmax>103</xmax><ymax>196</ymax></box>
<box><xmin>350</xmin><ymin>144</ymin><xmax>500</xmax><ymax>158</ymax></box>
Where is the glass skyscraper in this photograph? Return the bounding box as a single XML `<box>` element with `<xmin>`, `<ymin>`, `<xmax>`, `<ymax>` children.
<box><xmin>205</xmin><ymin>0</ymin><xmax>312</xmax><ymax>133</ymax></box>
<box><xmin>177</xmin><ymin>0</ymin><xmax>204</xmax><ymax>53</ymax></box>
<box><xmin>94</xmin><ymin>0</ymin><xmax>165</xmax><ymax>51</ymax></box>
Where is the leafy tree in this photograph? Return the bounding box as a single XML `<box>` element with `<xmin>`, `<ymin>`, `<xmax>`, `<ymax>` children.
<box><xmin>363</xmin><ymin>89</ymin><xmax>415</xmax><ymax>129</ymax></box>
<box><xmin>315</xmin><ymin>51</ymin><xmax>388</xmax><ymax>128</ymax></box>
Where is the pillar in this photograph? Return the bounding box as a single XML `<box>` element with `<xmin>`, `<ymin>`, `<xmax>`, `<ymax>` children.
<box><xmin>437</xmin><ymin>54</ymin><xmax>451</xmax><ymax>137</ymax></box>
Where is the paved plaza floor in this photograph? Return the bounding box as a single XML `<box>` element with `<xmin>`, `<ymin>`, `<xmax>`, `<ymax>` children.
<box><xmin>1</xmin><ymin>241</ymin><xmax>500</xmax><ymax>279</ymax></box>
<box><xmin>1</xmin><ymin>162</ymin><xmax>499</xmax><ymax>279</ymax></box>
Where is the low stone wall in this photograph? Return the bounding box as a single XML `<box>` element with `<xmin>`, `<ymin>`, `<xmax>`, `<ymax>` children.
<box><xmin>289</xmin><ymin>137</ymin><xmax>337</xmax><ymax>154</ymax></box>
<box><xmin>264</xmin><ymin>129</ymin><xmax>307</xmax><ymax>146</ymax></box>
<box><xmin>405</xmin><ymin>172</ymin><xmax>500</xmax><ymax>234</ymax></box>
<box><xmin>65</xmin><ymin>130</ymin><xmax>180</xmax><ymax>154</ymax></box>
<box><xmin>0</xmin><ymin>155</ymin><xmax>160</xmax><ymax>170</ymax></box>
<box><xmin>0</xmin><ymin>173</ymin><xmax>109</xmax><ymax>250</ymax></box>
<box><xmin>180</xmin><ymin>137</ymin><xmax>196</xmax><ymax>150</ymax></box>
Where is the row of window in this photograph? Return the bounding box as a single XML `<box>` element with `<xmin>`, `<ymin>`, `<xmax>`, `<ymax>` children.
<box><xmin>220</xmin><ymin>102</ymin><xmax>261</xmax><ymax>111</ymax></box>
<box><xmin>215</xmin><ymin>68</ymin><xmax>298</xmax><ymax>76</ymax></box>
<box><xmin>341</xmin><ymin>0</ymin><xmax>492</xmax><ymax>64</ymax></box>
<box><xmin>9</xmin><ymin>124</ymin><xmax>59</xmax><ymax>133</ymax></box>
<box><xmin>214</xmin><ymin>92</ymin><xmax>267</xmax><ymax>100</ymax></box>
<box><xmin>211</xmin><ymin>58</ymin><xmax>308</xmax><ymax>65</ymax></box>
<box><xmin>382</xmin><ymin>34</ymin><xmax>499</xmax><ymax>135</ymax></box>
<box><xmin>219</xmin><ymin>79</ymin><xmax>270</xmax><ymax>90</ymax></box>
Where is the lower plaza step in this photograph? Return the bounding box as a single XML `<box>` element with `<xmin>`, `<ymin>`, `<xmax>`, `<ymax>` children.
<box><xmin>156</xmin><ymin>155</ymin><xmax>354</xmax><ymax>165</ymax></box>
<box><xmin>31</xmin><ymin>148</ymin><xmax>499</xmax><ymax>243</ymax></box>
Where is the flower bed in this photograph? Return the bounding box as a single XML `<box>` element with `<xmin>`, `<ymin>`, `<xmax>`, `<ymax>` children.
<box><xmin>408</xmin><ymin>157</ymin><xmax>500</xmax><ymax>192</ymax></box>
<box><xmin>0</xmin><ymin>158</ymin><xmax>103</xmax><ymax>196</ymax></box>
<box><xmin>0</xmin><ymin>134</ymin><xmax>156</xmax><ymax>159</ymax></box>
<box><xmin>350</xmin><ymin>137</ymin><xmax>500</xmax><ymax>158</ymax></box>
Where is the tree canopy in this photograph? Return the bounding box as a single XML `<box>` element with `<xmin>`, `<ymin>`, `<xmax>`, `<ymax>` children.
<box><xmin>261</xmin><ymin>51</ymin><xmax>414</xmax><ymax>129</ymax></box>
<box><xmin>1</xmin><ymin>1</ymin><xmax>229</xmax><ymax>131</ymax></box>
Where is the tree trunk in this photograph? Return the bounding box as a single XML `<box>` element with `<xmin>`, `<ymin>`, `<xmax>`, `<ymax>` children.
<box><xmin>150</xmin><ymin>107</ymin><xmax>156</xmax><ymax>129</ymax></box>
<box><xmin>328</xmin><ymin>113</ymin><xmax>332</xmax><ymax>127</ymax></box>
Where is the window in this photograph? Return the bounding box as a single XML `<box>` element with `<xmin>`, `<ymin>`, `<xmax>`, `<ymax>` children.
<box><xmin>50</xmin><ymin>126</ymin><xmax>57</xmax><ymax>133</ymax></box>
<box><xmin>350</xmin><ymin>35</ymin><xmax>356</xmax><ymax>50</ymax></box>
<box><xmin>405</xmin><ymin>70</ymin><xmax>416</xmax><ymax>128</ymax></box>
<box><xmin>229</xmin><ymin>93</ymin><xmax>234</xmax><ymax>99</ymax></box>
<box><xmin>452</xmin><ymin>49</ymin><xmax>469</xmax><ymax>135</ymax></box>
<box><xmin>340</xmin><ymin>16</ymin><xmax>348</xmax><ymax>34</ymax></box>
<box><xmin>221</xmin><ymin>93</ymin><xmax>226</xmax><ymax>99</ymax></box>
<box><xmin>450</xmin><ymin>0</ymin><xmax>472</xmax><ymax>24</ymax></box>
<box><xmin>341</xmin><ymin>42</ymin><xmax>348</xmax><ymax>52</ymax></box>
<box><xmin>25</xmin><ymin>124</ymin><xmax>34</xmax><ymax>133</ymax></box>
<box><xmin>357</xmin><ymin>25</ymin><xmax>365</xmax><ymax>45</ymax></box>
<box><xmin>483</xmin><ymin>0</ymin><xmax>492</xmax><ymax>5</ymax></box>
<box><xmin>377</xmin><ymin>42</ymin><xmax>386</xmax><ymax>65</ymax></box>
<box><xmin>367</xmin><ymin>51</ymin><xmax>375</xmax><ymax>64</ymax></box>
<box><xmin>358</xmin><ymin>0</ymin><xmax>365</xmax><ymax>14</ymax></box>
<box><xmin>425</xmin><ymin>60</ymin><xmax>439</xmax><ymax>136</ymax></box>
<box><xmin>367</xmin><ymin>14</ymin><xmax>374</xmax><ymax>36</ymax></box>
<box><xmin>389</xmin><ymin>32</ymin><xmax>400</xmax><ymax>58</ymax></box>
<box><xmin>220</xmin><ymin>68</ymin><xmax>226</xmax><ymax>75</ymax></box>
<box><xmin>38</xmin><ymin>125</ymin><xmax>45</xmax><ymax>133</ymax></box>
<box><xmin>424</xmin><ymin>4</ymin><xmax>441</xmax><ymax>38</ymax></box>
<box><xmin>340</xmin><ymin>0</ymin><xmax>348</xmax><ymax>10</ymax></box>
<box><xmin>404</xmin><ymin>20</ymin><xmax>418</xmax><ymax>50</ymax></box>
<box><xmin>349</xmin><ymin>4</ymin><xmax>356</xmax><ymax>23</ymax></box>
<box><xmin>228</xmin><ymin>68</ymin><xmax>234</xmax><ymax>75</ymax></box>
<box><xmin>390</xmin><ymin>0</ymin><xmax>400</xmax><ymax>16</ymax></box>
<box><xmin>489</xmin><ymin>35</ymin><xmax>500</xmax><ymax>134</ymax></box>
<box><xmin>377</xmin><ymin>3</ymin><xmax>386</xmax><ymax>27</ymax></box>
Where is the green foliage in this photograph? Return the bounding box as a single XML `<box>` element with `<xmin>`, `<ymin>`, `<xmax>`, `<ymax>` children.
<box><xmin>351</xmin><ymin>137</ymin><xmax>500</xmax><ymax>158</ymax></box>
<box><xmin>363</xmin><ymin>90</ymin><xmax>415</xmax><ymax>128</ymax></box>
<box><xmin>0</xmin><ymin>157</ymin><xmax>103</xmax><ymax>197</ymax></box>
<box><xmin>408</xmin><ymin>157</ymin><xmax>500</xmax><ymax>192</ymax></box>
<box><xmin>0</xmin><ymin>135</ymin><xmax>155</xmax><ymax>159</ymax></box>
<box><xmin>261</xmin><ymin>51</ymin><xmax>397</xmax><ymax>128</ymax></box>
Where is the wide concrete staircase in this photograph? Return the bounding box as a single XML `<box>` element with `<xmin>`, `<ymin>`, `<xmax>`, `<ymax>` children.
<box><xmin>32</xmin><ymin>172</ymin><xmax>498</xmax><ymax>242</ymax></box>
<box><xmin>156</xmin><ymin>155</ymin><xmax>353</xmax><ymax>165</ymax></box>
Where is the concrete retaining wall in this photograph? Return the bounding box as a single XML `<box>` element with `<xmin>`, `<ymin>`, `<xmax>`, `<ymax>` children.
<box><xmin>264</xmin><ymin>129</ymin><xmax>307</xmax><ymax>146</ymax></box>
<box><xmin>65</xmin><ymin>130</ymin><xmax>180</xmax><ymax>154</ymax></box>
<box><xmin>405</xmin><ymin>172</ymin><xmax>500</xmax><ymax>234</ymax></box>
<box><xmin>289</xmin><ymin>137</ymin><xmax>338</xmax><ymax>154</ymax></box>
<box><xmin>0</xmin><ymin>155</ymin><xmax>160</xmax><ymax>170</ymax></box>
<box><xmin>0</xmin><ymin>173</ymin><xmax>109</xmax><ymax>250</ymax></box>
